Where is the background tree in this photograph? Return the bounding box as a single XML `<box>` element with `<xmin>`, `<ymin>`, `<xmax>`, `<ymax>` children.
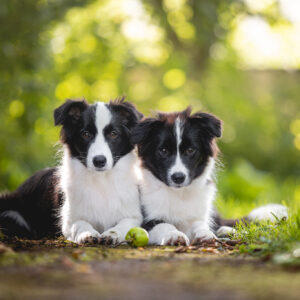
<box><xmin>0</xmin><ymin>0</ymin><xmax>299</xmax><ymax>215</ymax></box>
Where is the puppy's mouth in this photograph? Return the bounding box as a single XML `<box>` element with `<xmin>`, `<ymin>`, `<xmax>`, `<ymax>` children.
<box><xmin>168</xmin><ymin>183</ymin><xmax>189</xmax><ymax>189</ymax></box>
<box><xmin>94</xmin><ymin>167</ymin><xmax>108</xmax><ymax>172</ymax></box>
<box><xmin>90</xmin><ymin>165</ymin><xmax>112</xmax><ymax>172</ymax></box>
<box><xmin>167</xmin><ymin>180</ymin><xmax>191</xmax><ymax>189</ymax></box>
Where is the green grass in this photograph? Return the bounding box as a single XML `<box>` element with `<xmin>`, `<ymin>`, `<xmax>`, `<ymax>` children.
<box><xmin>215</xmin><ymin>161</ymin><xmax>300</xmax><ymax>264</ymax></box>
<box><xmin>233</xmin><ymin>212</ymin><xmax>300</xmax><ymax>263</ymax></box>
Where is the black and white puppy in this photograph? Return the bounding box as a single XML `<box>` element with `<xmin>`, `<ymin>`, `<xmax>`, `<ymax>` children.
<box><xmin>58</xmin><ymin>99</ymin><xmax>143</xmax><ymax>244</ymax></box>
<box><xmin>0</xmin><ymin>98</ymin><xmax>143</xmax><ymax>244</ymax></box>
<box><xmin>132</xmin><ymin>108</ymin><xmax>220</xmax><ymax>246</ymax></box>
<box><xmin>133</xmin><ymin>108</ymin><xmax>287</xmax><ymax>246</ymax></box>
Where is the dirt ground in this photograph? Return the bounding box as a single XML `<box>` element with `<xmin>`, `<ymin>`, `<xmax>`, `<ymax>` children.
<box><xmin>0</xmin><ymin>239</ymin><xmax>299</xmax><ymax>300</ymax></box>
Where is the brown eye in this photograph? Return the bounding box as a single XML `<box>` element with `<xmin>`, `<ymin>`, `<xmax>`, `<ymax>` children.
<box><xmin>109</xmin><ymin>130</ymin><xmax>118</xmax><ymax>139</ymax></box>
<box><xmin>159</xmin><ymin>148</ymin><xmax>169</xmax><ymax>157</ymax></box>
<box><xmin>81</xmin><ymin>130</ymin><xmax>92</xmax><ymax>140</ymax></box>
<box><xmin>186</xmin><ymin>147</ymin><xmax>196</xmax><ymax>155</ymax></box>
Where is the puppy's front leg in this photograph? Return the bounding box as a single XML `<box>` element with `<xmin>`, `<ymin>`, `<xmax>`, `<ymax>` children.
<box><xmin>149</xmin><ymin>223</ymin><xmax>190</xmax><ymax>246</ymax></box>
<box><xmin>99</xmin><ymin>217</ymin><xmax>142</xmax><ymax>245</ymax></box>
<box><xmin>67</xmin><ymin>220</ymin><xmax>101</xmax><ymax>244</ymax></box>
<box><xmin>189</xmin><ymin>220</ymin><xmax>216</xmax><ymax>245</ymax></box>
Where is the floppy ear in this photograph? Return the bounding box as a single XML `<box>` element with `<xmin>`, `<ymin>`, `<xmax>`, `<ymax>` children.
<box><xmin>110</xmin><ymin>99</ymin><xmax>143</xmax><ymax>129</ymax></box>
<box><xmin>191</xmin><ymin>112</ymin><xmax>222</xmax><ymax>138</ymax></box>
<box><xmin>54</xmin><ymin>99</ymin><xmax>88</xmax><ymax>126</ymax></box>
<box><xmin>131</xmin><ymin>118</ymin><xmax>161</xmax><ymax>145</ymax></box>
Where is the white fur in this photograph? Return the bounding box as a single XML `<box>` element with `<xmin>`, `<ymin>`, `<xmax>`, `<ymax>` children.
<box><xmin>216</xmin><ymin>204</ymin><xmax>288</xmax><ymax>237</ymax></box>
<box><xmin>216</xmin><ymin>226</ymin><xmax>236</xmax><ymax>237</ymax></box>
<box><xmin>59</xmin><ymin>148</ymin><xmax>142</xmax><ymax>244</ymax></box>
<box><xmin>140</xmin><ymin>157</ymin><xmax>216</xmax><ymax>245</ymax></box>
<box><xmin>0</xmin><ymin>210</ymin><xmax>31</xmax><ymax>232</ymax></box>
<box><xmin>86</xmin><ymin>102</ymin><xmax>114</xmax><ymax>171</ymax></box>
<box><xmin>149</xmin><ymin>223</ymin><xmax>190</xmax><ymax>245</ymax></box>
<box><xmin>247</xmin><ymin>204</ymin><xmax>288</xmax><ymax>222</ymax></box>
<box><xmin>168</xmin><ymin>118</ymin><xmax>189</xmax><ymax>187</ymax></box>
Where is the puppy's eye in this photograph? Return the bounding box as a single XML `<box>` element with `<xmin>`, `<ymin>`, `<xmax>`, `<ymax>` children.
<box><xmin>81</xmin><ymin>130</ymin><xmax>93</xmax><ymax>140</ymax></box>
<box><xmin>185</xmin><ymin>147</ymin><xmax>196</xmax><ymax>155</ymax></box>
<box><xmin>158</xmin><ymin>148</ymin><xmax>169</xmax><ymax>157</ymax></box>
<box><xmin>109</xmin><ymin>130</ymin><xmax>118</xmax><ymax>139</ymax></box>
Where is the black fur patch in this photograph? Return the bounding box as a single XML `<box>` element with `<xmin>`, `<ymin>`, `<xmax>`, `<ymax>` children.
<box><xmin>105</xmin><ymin>99</ymin><xmax>143</xmax><ymax>165</ymax></box>
<box><xmin>54</xmin><ymin>99</ymin><xmax>98</xmax><ymax>166</ymax></box>
<box><xmin>0</xmin><ymin>168</ymin><xmax>62</xmax><ymax>238</ymax></box>
<box><xmin>132</xmin><ymin>109</ymin><xmax>222</xmax><ymax>187</ymax></box>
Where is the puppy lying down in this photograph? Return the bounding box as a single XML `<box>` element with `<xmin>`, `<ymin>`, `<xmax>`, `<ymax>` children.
<box><xmin>132</xmin><ymin>108</ymin><xmax>287</xmax><ymax>246</ymax></box>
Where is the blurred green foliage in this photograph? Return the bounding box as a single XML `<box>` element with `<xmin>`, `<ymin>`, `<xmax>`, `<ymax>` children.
<box><xmin>0</xmin><ymin>0</ymin><xmax>299</xmax><ymax>215</ymax></box>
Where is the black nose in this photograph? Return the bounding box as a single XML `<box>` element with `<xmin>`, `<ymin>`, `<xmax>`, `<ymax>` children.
<box><xmin>93</xmin><ymin>155</ymin><xmax>107</xmax><ymax>168</ymax></box>
<box><xmin>171</xmin><ymin>172</ymin><xmax>186</xmax><ymax>184</ymax></box>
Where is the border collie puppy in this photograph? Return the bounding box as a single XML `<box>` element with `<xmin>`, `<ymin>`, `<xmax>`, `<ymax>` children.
<box><xmin>0</xmin><ymin>98</ymin><xmax>143</xmax><ymax>244</ymax></box>
<box><xmin>133</xmin><ymin>108</ymin><xmax>288</xmax><ymax>246</ymax></box>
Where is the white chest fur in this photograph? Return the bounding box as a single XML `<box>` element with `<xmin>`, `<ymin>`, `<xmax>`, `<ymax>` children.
<box><xmin>59</xmin><ymin>149</ymin><xmax>142</xmax><ymax>241</ymax></box>
<box><xmin>140</xmin><ymin>158</ymin><xmax>216</xmax><ymax>241</ymax></box>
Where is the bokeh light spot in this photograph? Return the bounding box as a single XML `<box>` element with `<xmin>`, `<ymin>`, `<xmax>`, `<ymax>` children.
<box><xmin>134</xmin><ymin>44</ymin><xmax>170</xmax><ymax>66</ymax></box>
<box><xmin>129</xmin><ymin>81</ymin><xmax>153</xmax><ymax>102</ymax></box>
<box><xmin>176</xmin><ymin>22</ymin><xmax>195</xmax><ymax>40</ymax></box>
<box><xmin>294</xmin><ymin>185</ymin><xmax>300</xmax><ymax>201</ymax></box>
<box><xmin>164</xmin><ymin>0</ymin><xmax>186</xmax><ymax>11</ymax></box>
<box><xmin>163</xmin><ymin>69</ymin><xmax>186</xmax><ymax>89</ymax></box>
<box><xmin>244</xmin><ymin>0</ymin><xmax>276</xmax><ymax>13</ymax></box>
<box><xmin>91</xmin><ymin>80</ymin><xmax>118</xmax><ymax>100</ymax></box>
<box><xmin>158</xmin><ymin>95</ymin><xmax>189</xmax><ymax>111</ymax></box>
<box><xmin>55</xmin><ymin>75</ymin><xmax>88</xmax><ymax>100</ymax></box>
<box><xmin>294</xmin><ymin>134</ymin><xmax>300</xmax><ymax>151</ymax></box>
<box><xmin>9</xmin><ymin>100</ymin><xmax>25</xmax><ymax>118</ymax></box>
<box><xmin>290</xmin><ymin>119</ymin><xmax>300</xmax><ymax>136</ymax></box>
<box><xmin>78</xmin><ymin>35</ymin><xmax>97</xmax><ymax>53</ymax></box>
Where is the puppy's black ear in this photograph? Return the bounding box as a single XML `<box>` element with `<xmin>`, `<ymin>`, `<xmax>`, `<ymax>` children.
<box><xmin>191</xmin><ymin>112</ymin><xmax>222</xmax><ymax>138</ymax></box>
<box><xmin>54</xmin><ymin>99</ymin><xmax>88</xmax><ymax>126</ymax></box>
<box><xmin>110</xmin><ymin>98</ymin><xmax>143</xmax><ymax>129</ymax></box>
<box><xmin>131</xmin><ymin>118</ymin><xmax>161</xmax><ymax>145</ymax></box>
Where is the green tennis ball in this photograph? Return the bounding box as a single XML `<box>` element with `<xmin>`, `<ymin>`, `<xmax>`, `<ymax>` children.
<box><xmin>125</xmin><ymin>227</ymin><xmax>149</xmax><ymax>247</ymax></box>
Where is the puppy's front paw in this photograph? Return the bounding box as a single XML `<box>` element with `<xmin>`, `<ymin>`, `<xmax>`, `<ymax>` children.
<box><xmin>75</xmin><ymin>230</ymin><xmax>101</xmax><ymax>244</ymax></box>
<box><xmin>216</xmin><ymin>226</ymin><xmax>236</xmax><ymax>237</ymax></box>
<box><xmin>191</xmin><ymin>229</ymin><xmax>216</xmax><ymax>245</ymax></box>
<box><xmin>161</xmin><ymin>231</ymin><xmax>190</xmax><ymax>246</ymax></box>
<box><xmin>99</xmin><ymin>230</ymin><xmax>123</xmax><ymax>245</ymax></box>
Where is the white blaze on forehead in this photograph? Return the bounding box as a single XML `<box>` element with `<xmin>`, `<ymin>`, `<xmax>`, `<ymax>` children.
<box><xmin>168</xmin><ymin>117</ymin><xmax>189</xmax><ymax>185</ymax></box>
<box><xmin>87</xmin><ymin>102</ymin><xmax>114</xmax><ymax>170</ymax></box>
<box><xmin>95</xmin><ymin>102</ymin><xmax>111</xmax><ymax>132</ymax></box>
<box><xmin>175</xmin><ymin>118</ymin><xmax>182</xmax><ymax>148</ymax></box>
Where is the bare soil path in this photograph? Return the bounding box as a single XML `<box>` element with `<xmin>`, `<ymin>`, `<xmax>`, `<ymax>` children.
<box><xmin>0</xmin><ymin>239</ymin><xmax>299</xmax><ymax>300</ymax></box>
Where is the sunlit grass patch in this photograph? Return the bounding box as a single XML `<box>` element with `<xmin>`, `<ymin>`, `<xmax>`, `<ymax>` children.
<box><xmin>232</xmin><ymin>209</ymin><xmax>300</xmax><ymax>265</ymax></box>
<box><xmin>215</xmin><ymin>159</ymin><xmax>300</xmax><ymax>265</ymax></box>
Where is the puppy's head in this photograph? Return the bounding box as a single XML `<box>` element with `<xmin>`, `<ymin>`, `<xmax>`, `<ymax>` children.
<box><xmin>132</xmin><ymin>108</ymin><xmax>221</xmax><ymax>188</ymax></box>
<box><xmin>54</xmin><ymin>98</ymin><xmax>142</xmax><ymax>171</ymax></box>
